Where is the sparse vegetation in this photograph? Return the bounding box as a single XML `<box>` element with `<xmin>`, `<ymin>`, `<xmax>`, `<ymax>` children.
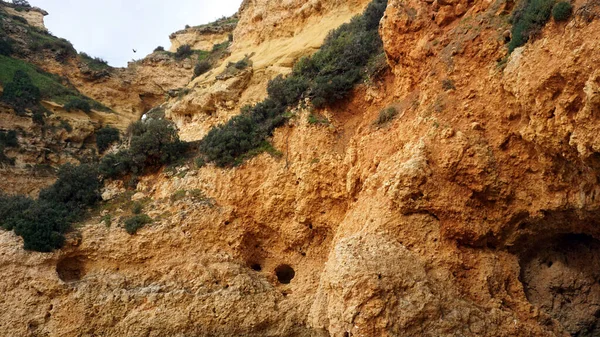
<box><xmin>308</xmin><ymin>113</ymin><xmax>330</xmax><ymax>125</ymax></box>
<box><xmin>79</xmin><ymin>52</ymin><xmax>110</xmax><ymax>71</ymax></box>
<box><xmin>191</xmin><ymin>41</ymin><xmax>232</xmax><ymax>79</ymax></box>
<box><xmin>442</xmin><ymin>79</ymin><xmax>456</xmax><ymax>91</ymax></box>
<box><xmin>26</xmin><ymin>28</ymin><xmax>77</xmax><ymax>63</ymax></box>
<box><xmin>0</xmin><ymin>55</ymin><xmax>109</xmax><ymax>110</ymax></box>
<box><xmin>124</xmin><ymin>214</ymin><xmax>152</xmax><ymax>235</ymax></box>
<box><xmin>218</xmin><ymin>57</ymin><xmax>251</xmax><ymax>78</ymax></box>
<box><xmin>12</xmin><ymin>0</ymin><xmax>31</xmax><ymax>7</ymax></box>
<box><xmin>193</xmin><ymin>60</ymin><xmax>211</xmax><ymax>78</ymax></box>
<box><xmin>373</xmin><ymin>107</ymin><xmax>398</xmax><ymax>126</ymax></box>
<box><xmin>552</xmin><ymin>1</ymin><xmax>573</xmax><ymax>21</ymax></box>
<box><xmin>193</xmin><ymin>15</ymin><xmax>239</xmax><ymax>30</ymax></box>
<box><xmin>1</xmin><ymin>69</ymin><xmax>40</xmax><ymax>111</ymax></box>
<box><xmin>212</xmin><ymin>41</ymin><xmax>229</xmax><ymax>53</ymax></box>
<box><xmin>95</xmin><ymin>126</ymin><xmax>120</xmax><ymax>153</ymax></box>
<box><xmin>508</xmin><ymin>0</ymin><xmax>555</xmax><ymax>52</ymax></box>
<box><xmin>64</xmin><ymin>97</ymin><xmax>91</xmax><ymax>113</ymax></box>
<box><xmin>154</xmin><ymin>46</ymin><xmax>165</xmax><ymax>52</ymax></box>
<box><xmin>101</xmin><ymin>214</ymin><xmax>112</xmax><ymax>227</ymax></box>
<box><xmin>199</xmin><ymin>0</ymin><xmax>387</xmax><ymax>167</ymax></box>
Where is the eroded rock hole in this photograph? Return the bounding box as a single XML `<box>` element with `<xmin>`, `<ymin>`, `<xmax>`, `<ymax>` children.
<box><xmin>56</xmin><ymin>256</ymin><xmax>86</xmax><ymax>282</ymax></box>
<box><xmin>250</xmin><ymin>263</ymin><xmax>262</xmax><ymax>272</ymax></box>
<box><xmin>275</xmin><ymin>264</ymin><xmax>295</xmax><ymax>284</ymax></box>
<box><xmin>520</xmin><ymin>234</ymin><xmax>600</xmax><ymax>336</ymax></box>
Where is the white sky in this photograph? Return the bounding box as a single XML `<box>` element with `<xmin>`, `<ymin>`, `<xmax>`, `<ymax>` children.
<box><xmin>27</xmin><ymin>0</ymin><xmax>242</xmax><ymax>67</ymax></box>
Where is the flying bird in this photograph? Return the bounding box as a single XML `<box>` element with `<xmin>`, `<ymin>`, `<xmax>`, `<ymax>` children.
<box><xmin>133</xmin><ymin>49</ymin><xmax>137</xmax><ymax>53</ymax></box>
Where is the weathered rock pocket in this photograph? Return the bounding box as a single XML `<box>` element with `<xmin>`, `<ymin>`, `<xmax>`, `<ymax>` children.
<box><xmin>520</xmin><ymin>234</ymin><xmax>600</xmax><ymax>336</ymax></box>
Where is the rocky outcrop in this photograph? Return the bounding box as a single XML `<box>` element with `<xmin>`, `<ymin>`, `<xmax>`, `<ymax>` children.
<box><xmin>169</xmin><ymin>15</ymin><xmax>238</xmax><ymax>52</ymax></box>
<box><xmin>3</xmin><ymin>5</ymin><xmax>47</xmax><ymax>30</ymax></box>
<box><xmin>0</xmin><ymin>100</ymin><xmax>106</xmax><ymax>195</ymax></box>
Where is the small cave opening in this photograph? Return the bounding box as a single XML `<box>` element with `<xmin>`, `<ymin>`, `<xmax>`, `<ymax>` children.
<box><xmin>250</xmin><ymin>263</ymin><xmax>262</xmax><ymax>272</ymax></box>
<box><xmin>275</xmin><ymin>264</ymin><xmax>295</xmax><ymax>284</ymax></box>
<box><xmin>56</xmin><ymin>256</ymin><xmax>86</xmax><ymax>283</ymax></box>
<box><xmin>519</xmin><ymin>234</ymin><xmax>600</xmax><ymax>336</ymax></box>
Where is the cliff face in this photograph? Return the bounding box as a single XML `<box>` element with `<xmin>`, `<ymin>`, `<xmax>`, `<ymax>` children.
<box><xmin>166</xmin><ymin>0</ymin><xmax>373</xmax><ymax>141</ymax></box>
<box><xmin>0</xmin><ymin>3</ymin><xmax>197</xmax><ymax>194</ymax></box>
<box><xmin>2</xmin><ymin>0</ymin><xmax>600</xmax><ymax>336</ymax></box>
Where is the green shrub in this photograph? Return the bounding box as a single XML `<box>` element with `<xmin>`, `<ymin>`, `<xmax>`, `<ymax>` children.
<box><xmin>0</xmin><ymin>130</ymin><xmax>17</xmax><ymax>163</ymax></box>
<box><xmin>0</xmin><ymin>162</ymin><xmax>101</xmax><ymax>252</ymax></box>
<box><xmin>59</xmin><ymin>119</ymin><xmax>72</xmax><ymax>132</ymax></box>
<box><xmin>32</xmin><ymin>110</ymin><xmax>44</xmax><ymax>125</ymax></box>
<box><xmin>64</xmin><ymin>98</ymin><xmax>92</xmax><ymax>113</ymax></box>
<box><xmin>95</xmin><ymin>126</ymin><xmax>120</xmax><ymax>153</ymax></box>
<box><xmin>38</xmin><ymin>163</ymin><xmax>101</xmax><ymax>212</ymax></box>
<box><xmin>195</xmin><ymin>157</ymin><xmax>206</xmax><ymax>168</ymax></box>
<box><xmin>170</xmin><ymin>190</ymin><xmax>186</xmax><ymax>202</ymax></box>
<box><xmin>101</xmin><ymin>214</ymin><xmax>112</xmax><ymax>227</ymax></box>
<box><xmin>154</xmin><ymin>46</ymin><xmax>165</xmax><ymax>52</ymax></box>
<box><xmin>212</xmin><ymin>41</ymin><xmax>229</xmax><ymax>52</ymax></box>
<box><xmin>11</xmin><ymin>15</ymin><xmax>28</xmax><ymax>25</ymax></box>
<box><xmin>0</xmin><ymin>194</ymin><xmax>33</xmax><ymax>231</ymax></box>
<box><xmin>0</xmin><ymin>130</ymin><xmax>18</xmax><ymax>148</ymax></box>
<box><xmin>129</xmin><ymin>119</ymin><xmax>187</xmax><ymax>169</ymax></box>
<box><xmin>131</xmin><ymin>201</ymin><xmax>143</xmax><ymax>214</ymax></box>
<box><xmin>0</xmin><ymin>39</ymin><xmax>14</xmax><ymax>56</ymax></box>
<box><xmin>99</xmin><ymin>119</ymin><xmax>187</xmax><ymax>178</ymax></box>
<box><xmin>13</xmin><ymin>200</ymin><xmax>69</xmax><ymax>252</ymax></box>
<box><xmin>1</xmin><ymin>70</ymin><xmax>41</xmax><ymax>110</ymax></box>
<box><xmin>508</xmin><ymin>0</ymin><xmax>555</xmax><ymax>52</ymax></box>
<box><xmin>267</xmin><ymin>75</ymin><xmax>309</xmax><ymax>107</ymax></box>
<box><xmin>552</xmin><ymin>1</ymin><xmax>573</xmax><ymax>21</ymax></box>
<box><xmin>200</xmin><ymin>100</ymin><xmax>286</xmax><ymax>167</ymax></box>
<box><xmin>302</xmin><ymin>13</ymin><xmax>384</xmax><ymax>108</ymax></box>
<box><xmin>308</xmin><ymin>113</ymin><xmax>330</xmax><ymax>125</ymax></box>
<box><xmin>175</xmin><ymin>44</ymin><xmax>193</xmax><ymax>60</ymax></box>
<box><xmin>234</xmin><ymin>59</ymin><xmax>249</xmax><ymax>70</ymax></box>
<box><xmin>193</xmin><ymin>60</ymin><xmax>211</xmax><ymax>78</ymax></box>
<box><xmin>374</xmin><ymin>107</ymin><xmax>398</xmax><ymax>126</ymax></box>
<box><xmin>0</xmin><ymin>145</ymin><xmax>15</xmax><ymax>165</ymax></box>
<box><xmin>199</xmin><ymin>0</ymin><xmax>387</xmax><ymax>167</ymax></box>
<box><xmin>98</xmin><ymin>150</ymin><xmax>133</xmax><ymax>178</ymax></box>
<box><xmin>124</xmin><ymin>214</ymin><xmax>152</xmax><ymax>234</ymax></box>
